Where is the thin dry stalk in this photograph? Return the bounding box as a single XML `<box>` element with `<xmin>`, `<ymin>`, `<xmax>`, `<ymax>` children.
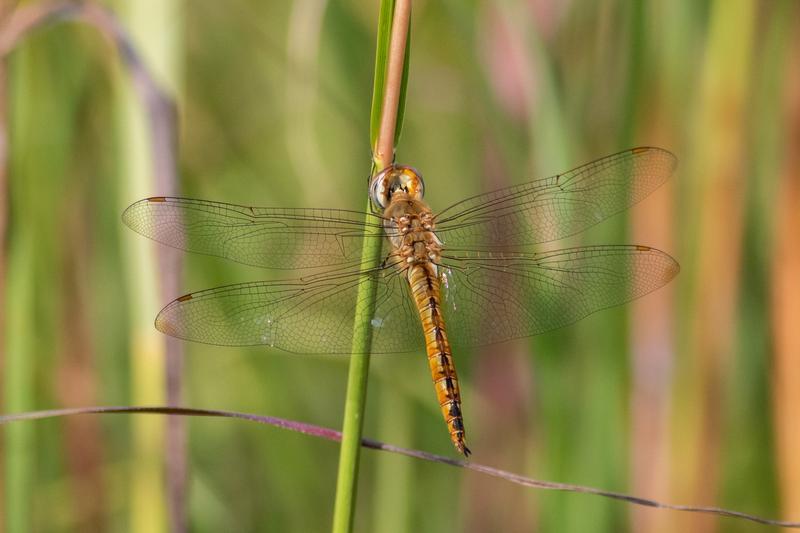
<box><xmin>373</xmin><ymin>0</ymin><xmax>410</xmax><ymax>169</ymax></box>
<box><xmin>2</xmin><ymin>406</ymin><xmax>799</xmax><ymax>529</ymax></box>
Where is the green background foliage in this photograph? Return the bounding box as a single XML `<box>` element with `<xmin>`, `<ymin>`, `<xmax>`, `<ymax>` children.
<box><xmin>2</xmin><ymin>1</ymin><xmax>799</xmax><ymax>532</ymax></box>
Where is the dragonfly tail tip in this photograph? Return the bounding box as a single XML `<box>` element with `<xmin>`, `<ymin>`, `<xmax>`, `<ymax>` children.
<box><xmin>459</xmin><ymin>444</ymin><xmax>472</xmax><ymax>458</ymax></box>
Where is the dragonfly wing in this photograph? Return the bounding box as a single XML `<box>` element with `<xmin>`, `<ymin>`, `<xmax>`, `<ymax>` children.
<box><xmin>435</xmin><ymin>147</ymin><xmax>676</xmax><ymax>248</ymax></box>
<box><xmin>123</xmin><ymin>197</ymin><xmax>390</xmax><ymax>269</ymax></box>
<box><xmin>438</xmin><ymin>245</ymin><xmax>679</xmax><ymax>348</ymax></box>
<box><xmin>155</xmin><ymin>266</ymin><xmax>425</xmax><ymax>354</ymax></box>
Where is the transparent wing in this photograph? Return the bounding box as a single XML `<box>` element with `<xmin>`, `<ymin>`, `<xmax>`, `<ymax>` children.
<box><xmin>122</xmin><ymin>197</ymin><xmax>390</xmax><ymax>269</ymax></box>
<box><xmin>434</xmin><ymin>147</ymin><xmax>677</xmax><ymax>248</ymax></box>
<box><xmin>155</xmin><ymin>266</ymin><xmax>424</xmax><ymax>354</ymax></box>
<box><xmin>155</xmin><ymin>245</ymin><xmax>678</xmax><ymax>354</ymax></box>
<box><xmin>438</xmin><ymin>245</ymin><xmax>679</xmax><ymax>347</ymax></box>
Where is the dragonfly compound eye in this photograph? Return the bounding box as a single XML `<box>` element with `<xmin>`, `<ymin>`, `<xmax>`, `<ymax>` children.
<box><xmin>370</xmin><ymin>165</ymin><xmax>425</xmax><ymax>209</ymax></box>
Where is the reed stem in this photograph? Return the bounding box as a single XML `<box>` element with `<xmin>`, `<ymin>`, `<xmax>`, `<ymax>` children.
<box><xmin>331</xmin><ymin>1</ymin><xmax>411</xmax><ymax>531</ymax></box>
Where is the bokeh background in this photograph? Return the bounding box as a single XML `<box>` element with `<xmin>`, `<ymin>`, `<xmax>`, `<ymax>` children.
<box><xmin>1</xmin><ymin>0</ymin><xmax>799</xmax><ymax>532</ymax></box>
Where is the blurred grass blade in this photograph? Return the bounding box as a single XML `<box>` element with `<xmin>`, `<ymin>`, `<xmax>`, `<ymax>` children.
<box><xmin>771</xmin><ymin>9</ymin><xmax>800</xmax><ymax>522</ymax></box>
<box><xmin>117</xmin><ymin>0</ymin><xmax>183</xmax><ymax>531</ymax></box>
<box><xmin>3</xmin><ymin>235</ymin><xmax>35</xmax><ymax>533</ymax></box>
<box><xmin>372</xmin><ymin>388</ymin><xmax>412</xmax><ymax>533</ymax></box>
<box><xmin>2</xmin><ymin>22</ymin><xmax>82</xmax><ymax>532</ymax></box>
<box><xmin>675</xmin><ymin>2</ymin><xmax>755</xmax><ymax>531</ymax></box>
<box><xmin>0</xmin><ymin>6</ymin><xmax>9</xmax><ymax>529</ymax></box>
<box><xmin>1</xmin><ymin>2</ymin><xmax>183</xmax><ymax>528</ymax></box>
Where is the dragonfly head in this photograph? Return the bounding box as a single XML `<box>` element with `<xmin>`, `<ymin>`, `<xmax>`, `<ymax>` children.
<box><xmin>370</xmin><ymin>165</ymin><xmax>425</xmax><ymax>209</ymax></box>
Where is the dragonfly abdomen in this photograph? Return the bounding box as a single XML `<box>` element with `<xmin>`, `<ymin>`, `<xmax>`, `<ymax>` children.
<box><xmin>407</xmin><ymin>262</ymin><xmax>470</xmax><ymax>457</ymax></box>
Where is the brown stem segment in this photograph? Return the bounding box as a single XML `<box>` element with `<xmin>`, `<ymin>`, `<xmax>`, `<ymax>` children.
<box><xmin>373</xmin><ymin>0</ymin><xmax>411</xmax><ymax>169</ymax></box>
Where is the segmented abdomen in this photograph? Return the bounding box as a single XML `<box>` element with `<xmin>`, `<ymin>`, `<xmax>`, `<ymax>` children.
<box><xmin>407</xmin><ymin>262</ymin><xmax>470</xmax><ymax>456</ymax></box>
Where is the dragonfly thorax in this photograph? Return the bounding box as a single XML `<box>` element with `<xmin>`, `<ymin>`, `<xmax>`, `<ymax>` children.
<box><xmin>383</xmin><ymin>199</ymin><xmax>442</xmax><ymax>266</ymax></box>
<box><xmin>370</xmin><ymin>165</ymin><xmax>425</xmax><ymax>209</ymax></box>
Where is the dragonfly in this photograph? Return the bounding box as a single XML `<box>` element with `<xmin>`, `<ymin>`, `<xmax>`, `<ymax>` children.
<box><xmin>123</xmin><ymin>147</ymin><xmax>679</xmax><ymax>456</ymax></box>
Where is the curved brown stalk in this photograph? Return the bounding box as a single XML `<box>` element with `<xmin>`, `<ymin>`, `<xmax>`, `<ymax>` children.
<box><xmin>1</xmin><ymin>406</ymin><xmax>798</xmax><ymax>529</ymax></box>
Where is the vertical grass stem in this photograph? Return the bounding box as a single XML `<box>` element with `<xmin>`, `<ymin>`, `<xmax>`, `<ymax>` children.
<box><xmin>332</xmin><ymin>1</ymin><xmax>412</xmax><ymax>531</ymax></box>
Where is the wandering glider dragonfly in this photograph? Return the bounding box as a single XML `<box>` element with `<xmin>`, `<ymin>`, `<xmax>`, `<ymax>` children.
<box><xmin>123</xmin><ymin>147</ymin><xmax>679</xmax><ymax>456</ymax></box>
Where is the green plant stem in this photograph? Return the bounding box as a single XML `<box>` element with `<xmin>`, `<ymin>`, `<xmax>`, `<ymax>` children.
<box><xmin>4</xmin><ymin>235</ymin><xmax>34</xmax><ymax>533</ymax></box>
<box><xmin>332</xmin><ymin>1</ymin><xmax>412</xmax><ymax>531</ymax></box>
<box><xmin>331</xmin><ymin>212</ymin><xmax>384</xmax><ymax>533</ymax></box>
